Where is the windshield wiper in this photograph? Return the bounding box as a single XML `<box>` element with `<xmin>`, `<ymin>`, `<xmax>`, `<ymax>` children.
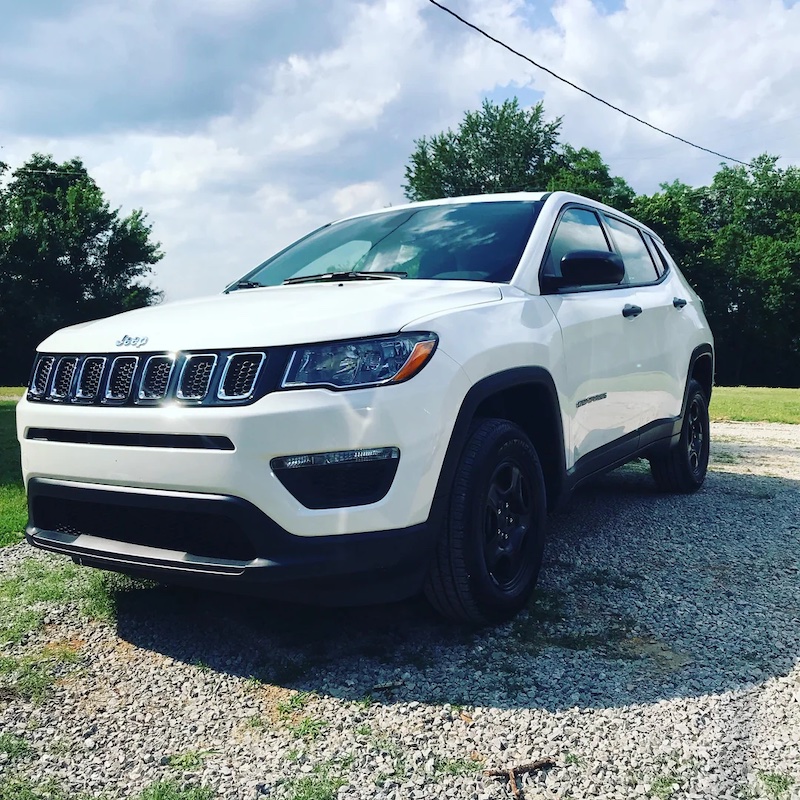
<box><xmin>283</xmin><ymin>270</ymin><xmax>407</xmax><ymax>285</ymax></box>
<box><xmin>231</xmin><ymin>280</ymin><xmax>266</xmax><ymax>290</ymax></box>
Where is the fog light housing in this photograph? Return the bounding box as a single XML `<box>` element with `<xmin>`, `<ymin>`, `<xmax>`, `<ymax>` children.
<box><xmin>271</xmin><ymin>448</ymin><xmax>400</xmax><ymax>509</ymax></box>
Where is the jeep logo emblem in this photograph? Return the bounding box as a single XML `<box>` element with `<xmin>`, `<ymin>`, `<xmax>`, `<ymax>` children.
<box><xmin>115</xmin><ymin>335</ymin><xmax>149</xmax><ymax>348</ymax></box>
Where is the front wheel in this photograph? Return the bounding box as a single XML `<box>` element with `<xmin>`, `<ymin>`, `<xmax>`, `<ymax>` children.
<box><xmin>424</xmin><ymin>418</ymin><xmax>547</xmax><ymax>625</ymax></box>
<box><xmin>649</xmin><ymin>379</ymin><xmax>710</xmax><ymax>493</ymax></box>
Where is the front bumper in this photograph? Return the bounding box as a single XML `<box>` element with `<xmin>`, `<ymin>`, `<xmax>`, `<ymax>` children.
<box><xmin>26</xmin><ymin>478</ymin><xmax>438</xmax><ymax>603</ymax></box>
<box><xmin>17</xmin><ymin>348</ymin><xmax>470</xmax><ymax>537</ymax></box>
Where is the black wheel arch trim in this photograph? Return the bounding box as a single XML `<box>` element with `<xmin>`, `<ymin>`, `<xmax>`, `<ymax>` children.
<box><xmin>676</xmin><ymin>344</ymin><xmax>714</xmax><ymax>438</ymax></box>
<box><xmin>684</xmin><ymin>344</ymin><xmax>714</xmax><ymax>406</ymax></box>
<box><xmin>429</xmin><ymin>367</ymin><xmax>566</xmax><ymax>526</ymax></box>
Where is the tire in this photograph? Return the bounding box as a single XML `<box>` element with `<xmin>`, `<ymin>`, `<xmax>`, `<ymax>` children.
<box><xmin>424</xmin><ymin>418</ymin><xmax>547</xmax><ymax>625</ymax></box>
<box><xmin>649</xmin><ymin>379</ymin><xmax>710</xmax><ymax>493</ymax></box>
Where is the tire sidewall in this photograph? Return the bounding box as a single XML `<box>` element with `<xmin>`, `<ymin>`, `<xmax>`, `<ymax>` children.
<box><xmin>453</xmin><ymin>424</ymin><xmax>546</xmax><ymax>619</ymax></box>
<box><xmin>681</xmin><ymin>381</ymin><xmax>710</xmax><ymax>488</ymax></box>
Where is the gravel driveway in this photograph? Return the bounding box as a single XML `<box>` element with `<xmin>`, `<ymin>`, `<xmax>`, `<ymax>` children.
<box><xmin>1</xmin><ymin>421</ymin><xmax>799</xmax><ymax>800</ymax></box>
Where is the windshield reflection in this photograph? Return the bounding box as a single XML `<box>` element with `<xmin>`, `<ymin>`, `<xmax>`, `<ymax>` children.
<box><xmin>233</xmin><ymin>201</ymin><xmax>542</xmax><ymax>288</ymax></box>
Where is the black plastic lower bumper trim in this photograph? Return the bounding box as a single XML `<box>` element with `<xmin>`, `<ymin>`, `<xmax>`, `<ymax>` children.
<box><xmin>26</xmin><ymin>428</ymin><xmax>234</xmax><ymax>450</ymax></box>
<box><xmin>25</xmin><ymin>478</ymin><xmax>437</xmax><ymax>604</ymax></box>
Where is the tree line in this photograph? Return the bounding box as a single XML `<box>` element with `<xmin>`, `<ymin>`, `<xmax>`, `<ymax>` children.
<box><xmin>2</xmin><ymin>100</ymin><xmax>799</xmax><ymax>387</ymax></box>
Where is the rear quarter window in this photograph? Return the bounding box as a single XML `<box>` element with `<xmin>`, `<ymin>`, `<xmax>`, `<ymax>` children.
<box><xmin>604</xmin><ymin>216</ymin><xmax>659</xmax><ymax>285</ymax></box>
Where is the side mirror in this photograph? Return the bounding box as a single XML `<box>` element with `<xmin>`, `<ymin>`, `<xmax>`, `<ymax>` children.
<box><xmin>542</xmin><ymin>250</ymin><xmax>625</xmax><ymax>292</ymax></box>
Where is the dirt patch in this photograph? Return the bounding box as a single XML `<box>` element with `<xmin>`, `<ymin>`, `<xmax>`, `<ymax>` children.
<box><xmin>710</xmin><ymin>421</ymin><xmax>800</xmax><ymax>479</ymax></box>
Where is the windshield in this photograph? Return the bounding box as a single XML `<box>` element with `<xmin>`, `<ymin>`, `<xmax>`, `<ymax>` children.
<box><xmin>232</xmin><ymin>201</ymin><xmax>542</xmax><ymax>288</ymax></box>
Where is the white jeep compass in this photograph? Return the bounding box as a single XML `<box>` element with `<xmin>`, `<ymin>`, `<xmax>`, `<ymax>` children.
<box><xmin>16</xmin><ymin>192</ymin><xmax>714</xmax><ymax>624</ymax></box>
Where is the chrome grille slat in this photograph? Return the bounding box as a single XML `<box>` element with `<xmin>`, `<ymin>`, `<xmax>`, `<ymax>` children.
<box><xmin>178</xmin><ymin>354</ymin><xmax>217</xmax><ymax>400</ymax></box>
<box><xmin>139</xmin><ymin>356</ymin><xmax>175</xmax><ymax>401</ymax></box>
<box><xmin>218</xmin><ymin>352</ymin><xmax>265</xmax><ymax>400</ymax></box>
<box><xmin>50</xmin><ymin>357</ymin><xmax>78</xmax><ymax>400</ymax></box>
<box><xmin>76</xmin><ymin>357</ymin><xmax>106</xmax><ymax>401</ymax></box>
<box><xmin>105</xmin><ymin>356</ymin><xmax>139</xmax><ymax>402</ymax></box>
<box><xmin>30</xmin><ymin>356</ymin><xmax>56</xmax><ymax>397</ymax></box>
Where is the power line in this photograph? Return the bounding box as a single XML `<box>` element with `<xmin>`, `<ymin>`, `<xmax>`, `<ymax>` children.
<box><xmin>427</xmin><ymin>0</ymin><xmax>750</xmax><ymax>166</ymax></box>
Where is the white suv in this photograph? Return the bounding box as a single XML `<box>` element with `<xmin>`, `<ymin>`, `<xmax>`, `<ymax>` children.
<box><xmin>16</xmin><ymin>192</ymin><xmax>713</xmax><ymax>624</ymax></box>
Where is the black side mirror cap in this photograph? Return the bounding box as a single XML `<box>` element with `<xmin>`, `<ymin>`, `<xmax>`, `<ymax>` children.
<box><xmin>542</xmin><ymin>250</ymin><xmax>625</xmax><ymax>292</ymax></box>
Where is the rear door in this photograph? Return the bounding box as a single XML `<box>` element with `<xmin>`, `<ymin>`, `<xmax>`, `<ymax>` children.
<box><xmin>600</xmin><ymin>214</ymin><xmax>673</xmax><ymax>426</ymax></box>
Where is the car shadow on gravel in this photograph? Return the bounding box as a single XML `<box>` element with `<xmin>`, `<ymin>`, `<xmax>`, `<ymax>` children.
<box><xmin>114</xmin><ymin>462</ymin><xmax>800</xmax><ymax>712</ymax></box>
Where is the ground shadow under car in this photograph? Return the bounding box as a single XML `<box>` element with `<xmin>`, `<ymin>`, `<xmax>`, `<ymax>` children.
<box><xmin>113</xmin><ymin>462</ymin><xmax>800</xmax><ymax>713</ymax></box>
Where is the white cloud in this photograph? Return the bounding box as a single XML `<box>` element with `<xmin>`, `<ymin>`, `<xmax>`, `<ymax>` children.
<box><xmin>332</xmin><ymin>182</ymin><xmax>391</xmax><ymax>216</ymax></box>
<box><xmin>3</xmin><ymin>0</ymin><xmax>800</xmax><ymax>302</ymax></box>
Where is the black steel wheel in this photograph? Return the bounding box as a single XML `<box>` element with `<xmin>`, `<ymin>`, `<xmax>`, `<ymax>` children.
<box><xmin>425</xmin><ymin>418</ymin><xmax>547</xmax><ymax>625</ymax></box>
<box><xmin>650</xmin><ymin>379</ymin><xmax>710</xmax><ymax>493</ymax></box>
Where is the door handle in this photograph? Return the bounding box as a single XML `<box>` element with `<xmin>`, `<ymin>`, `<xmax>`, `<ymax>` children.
<box><xmin>673</xmin><ymin>297</ymin><xmax>687</xmax><ymax>309</ymax></box>
<box><xmin>622</xmin><ymin>304</ymin><xmax>643</xmax><ymax>318</ymax></box>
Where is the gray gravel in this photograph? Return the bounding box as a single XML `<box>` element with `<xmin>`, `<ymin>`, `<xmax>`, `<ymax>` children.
<box><xmin>2</xmin><ymin>421</ymin><xmax>800</xmax><ymax>799</ymax></box>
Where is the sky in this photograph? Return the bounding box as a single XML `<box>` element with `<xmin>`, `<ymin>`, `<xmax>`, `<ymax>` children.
<box><xmin>1</xmin><ymin>0</ymin><xmax>799</xmax><ymax>301</ymax></box>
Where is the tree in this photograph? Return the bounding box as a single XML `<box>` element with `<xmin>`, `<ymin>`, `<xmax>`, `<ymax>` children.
<box><xmin>403</xmin><ymin>98</ymin><xmax>634</xmax><ymax>208</ymax></box>
<box><xmin>0</xmin><ymin>154</ymin><xmax>163</xmax><ymax>385</ymax></box>
<box><xmin>547</xmin><ymin>144</ymin><xmax>635</xmax><ymax>211</ymax></box>
<box><xmin>633</xmin><ymin>155</ymin><xmax>800</xmax><ymax>387</ymax></box>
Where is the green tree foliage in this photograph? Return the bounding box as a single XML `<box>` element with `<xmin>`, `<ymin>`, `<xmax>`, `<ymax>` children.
<box><xmin>547</xmin><ymin>144</ymin><xmax>635</xmax><ymax>211</ymax></box>
<box><xmin>633</xmin><ymin>155</ymin><xmax>800</xmax><ymax>387</ymax></box>
<box><xmin>403</xmin><ymin>98</ymin><xmax>633</xmax><ymax>208</ymax></box>
<box><xmin>0</xmin><ymin>154</ymin><xmax>163</xmax><ymax>384</ymax></box>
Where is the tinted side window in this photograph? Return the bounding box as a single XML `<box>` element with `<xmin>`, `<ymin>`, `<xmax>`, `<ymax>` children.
<box><xmin>643</xmin><ymin>235</ymin><xmax>666</xmax><ymax>277</ymax></box>
<box><xmin>543</xmin><ymin>208</ymin><xmax>610</xmax><ymax>279</ymax></box>
<box><xmin>604</xmin><ymin>216</ymin><xmax>659</xmax><ymax>284</ymax></box>
<box><xmin>651</xmin><ymin>237</ymin><xmax>678</xmax><ymax>274</ymax></box>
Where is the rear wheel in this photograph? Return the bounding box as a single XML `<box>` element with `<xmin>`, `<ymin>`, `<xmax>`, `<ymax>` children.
<box><xmin>649</xmin><ymin>379</ymin><xmax>710</xmax><ymax>493</ymax></box>
<box><xmin>424</xmin><ymin>418</ymin><xmax>547</xmax><ymax>625</ymax></box>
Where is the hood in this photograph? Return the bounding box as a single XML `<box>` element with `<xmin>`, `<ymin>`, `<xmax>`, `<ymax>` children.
<box><xmin>39</xmin><ymin>280</ymin><xmax>502</xmax><ymax>352</ymax></box>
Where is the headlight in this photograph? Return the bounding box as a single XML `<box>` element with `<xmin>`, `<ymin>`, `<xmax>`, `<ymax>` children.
<box><xmin>281</xmin><ymin>332</ymin><xmax>438</xmax><ymax>390</ymax></box>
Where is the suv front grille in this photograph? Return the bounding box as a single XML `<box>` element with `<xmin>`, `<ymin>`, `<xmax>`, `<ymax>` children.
<box><xmin>27</xmin><ymin>349</ymin><xmax>269</xmax><ymax>407</ymax></box>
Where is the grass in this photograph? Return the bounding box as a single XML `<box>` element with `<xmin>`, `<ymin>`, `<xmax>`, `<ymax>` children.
<box><xmin>0</xmin><ymin>777</ymin><xmax>214</xmax><ymax>800</ymax></box>
<box><xmin>0</xmin><ymin>732</ymin><xmax>31</xmax><ymax>760</ymax></box>
<box><xmin>276</xmin><ymin>690</ymin><xmax>314</xmax><ymax>717</ymax></box>
<box><xmin>758</xmin><ymin>771</ymin><xmax>795</xmax><ymax>800</ymax></box>
<box><xmin>355</xmin><ymin>723</ymin><xmax>372</xmax><ymax>736</ymax></box>
<box><xmin>165</xmin><ymin>750</ymin><xmax>210</xmax><ymax>771</ymax></box>
<box><xmin>0</xmin><ymin>640</ymin><xmax>81</xmax><ymax>702</ymax></box>
<box><xmin>650</xmin><ymin>774</ymin><xmax>679</xmax><ymax>799</ymax></box>
<box><xmin>0</xmin><ymin>558</ymin><xmax>130</xmax><ymax>644</ymax></box>
<box><xmin>0</xmin><ymin>557</ymin><xmax>140</xmax><ymax>699</ymax></box>
<box><xmin>282</xmin><ymin>767</ymin><xmax>346</xmax><ymax>800</ymax></box>
<box><xmin>0</xmin><ymin>778</ymin><xmax>68</xmax><ymax>800</ymax></box>
<box><xmin>137</xmin><ymin>784</ymin><xmax>215</xmax><ymax>800</ymax></box>
<box><xmin>710</xmin><ymin>386</ymin><xmax>800</xmax><ymax>424</ymax></box>
<box><xmin>433</xmin><ymin>757</ymin><xmax>482</xmax><ymax>777</ymax></box>
<box><xmin>0</xmin><ymin>399</ymin><xmax>26</xmax><ymax>546</ymax></box>
<box><xmin>287</xmin><ymin>716</ymin><xmax>328</xmax><ymax>740</ymax></box>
